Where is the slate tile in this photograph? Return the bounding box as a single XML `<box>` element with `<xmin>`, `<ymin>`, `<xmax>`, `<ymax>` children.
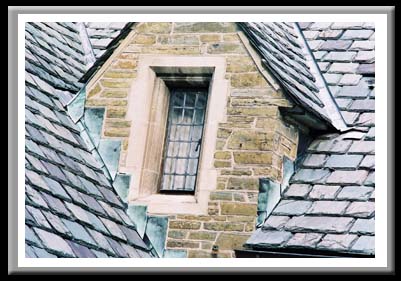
<box><xmin>31</xmin><ymin>246</ymin><xmax>57</xmax><ymax>258</ymax></box>
<box><xmin>308</xmin><ymin>22</ymin><xmax>332</xmax><ymax>30</ymax></box>
<box><xmin>325</xmin><ymin>154</ymin><xmax>363</xmax><ymax>169</ymax></box>
<box><xmin>41</xmin><ymin>175</ymin><xmax>71</xmax><ymax>200</ymax></box>
<box><xmin>328</xmin><ymin>63</ymin><xmax>359</xmax><ymax>74</ymax></box>
<box><xmin>38</xmin><ymin>145</ymin><xmax>64</xmax><ymax>164</ymax></box>
<box><xmin>317</xmin><ymin>234</ymin><xmax>358</xmax><ymax>251</ymax></box>
<box><xmin>342</xmin><ymin>112</ymin><xmax>360</xmax><ymax>125</ymax></box>
<box><xmin>25</xmin><ymin>207</ymin><xmax>35</xmax><ymax>224</ymax></box>
<box><xmin>91</xmin><ymin>249</ymin><xmax>109</xmax><ymax>258</ymax></box>
<box><xmin>354</xmin><ymin>51</ymin><xmax>375</xmax><ymax>63</ymax></box>
<box><xmin>331</xmin><ymin>22</ymin><xmax>364</xmax><ymax>30</ymax></box>
<box><xmin>286</xmin><ymin>233</ymin><xmax>323</xmax><ymax>248</ymax></box>
<box><xmin>326</xmin><ymin>170</ymin><xmax>369</xmax><ymax>185</ymax></box>
<box><xmin>317</xmin><ymin>30</ymin><xmax>344</xmax><ymax>39</ymax></box>
<box><xmin>66</xmin><ymin>240</ymin><xmax>96</xmax><ymax>258</ymax></box>
<box><xmin>340</xmin><ymin>131</ymin><xmax>366</xmax><ymax>140</ymax></box>
<box><xmin>285</xmin><ymin>216</ymin><xmax>354</xmax><ymax>234</ymax></box>
<box><xmin>355</xmin><ymin>113</ymin><xmax>375</xmax><ymax>127</ymax></box>
<box><xmin>41</xmin><ymin>210</ymin><xmax>70</xmax><ymax>235</ymax></box>
<box><xmin>345</xmin><ymin>202</ymin><xmax>375</xmax><ymax>218</ymax></box>
<box><xmin>303</xmin><ymin>30</ymin><xmax>319</xmax><ymax>40</ymax></box>
<box><xmin>100</xmin><ymin>217</ymin><xmax>127</xmax><ymax>241</ymax></box>
<box><xmin>364</xmin><ymin>172</ymin><xmax>375</xmax><ymax>186</ymax></box>
<box><xmin>114</xmin><ymin>208</ymin><xmax>136</xmax><ymax>227</ymax></box>
<box><xmin>57</xmin><ymin>153</ymin><xmax>81</xmax><ymax>172</ymax></box>
<box><xmin>338</xmin><ymin>74</ymin><xmax>362</xmax><ymax>86</ymax></box>
<box><xmin>25</xmin><ymin>154</ymin><xmax>48</xmax><ymax>174</ymax></box>
<box><xmin>272</xmin><ymin>200</ymin><xmax>313</xmax><ymax>216</ymax></box>
<box><xmin>120</xmin><ymin>225</ymin><xmax>148</xmax><ymax>249</ymax></box>
<box><xmin>350</xmin><ymin>218</ymin><xmax>375</xmax><ymax>235</ymax></box>
<box><xmin>79</xmin><ymin>193</ymin><xmax>107</xmax><ymax>216</ymax></box>
<box><xmin>63</xmin><ymin>184</ymin><xmax>86</xmax><ymax>205</ymax></box>
<box><xmin>65</xmin><ymin>202</ymin><xmax>93</xmax><ymax>226</ymax></box>
<box><xmin>306</xmin><ymin>201</ymin><xmax>350</xmax><ymax>215</ymax></box>
<box><xmin>262</xmin><ymin>216</ymin><xmax>290</xmax><ymax>230</ymax></box>
<box><xmin>25</xmin><ymin>139</ymin><xmax>46</xmax><ymax>157</ymax></box>
<box><xmin>323</xmin><ymin>73</ymin><xmax>342</xmax><ymax>85</ymax></box>
<box><xmin>137</xmin><ymin>248</ymin><xmax>153</xmax><ymax>258</ymax></box>
<box><xmin>62</xmin><ymin>170</ymin><xmax>85</xmax><ymax>190</ymax></box>
<box><xmin>78</xmin><ymin>177</ymin><xmax>103</xmax><ymax>198</ymax></box>
<box><xmin>120</xmin><ymin>243</ymin><xmax>141</xmax><ymax>258</ymax></box>
<box><xmin>26</xmin><ymin>169</ymin><xmax>49</xmax><ymax>191</ymax></box>
<box><xmin>86</xmin><ymin>228</ymin><xmax>115</xmax><ymax>254</ymax></box>
<box><xmin>348</xmin><ymin>141</ymin><xmax>375</xmax><ymax>154</ymax></box>
<box><xmin>41</xmin><ymin>192</ymin><xmax>71</xmax><ymax>216</ymax></box>
<box><xmin>105</xmin><ymin>237</ymin><xmax>129</xmax><ymax>257</ymax></box>
<box><xmin>318</xmin><ymin>62</ymin><xmax>331</xmax><ymax>72</ymax></box>
<box><xmin>98</xmin><ymin>201</ymin><xmax>122</xmax><ymax>222</ymax></box>
<box><xmin>41</xmin><ymin>161</ymin><xmax>68</xmax><ymax>182</ymax></box>
<box><xmin>357</xmin><ymin>63</ymin><xmax>375</xmax><ymax>75</ymax></box>
<box><xmin>320</xmin><ymin>40</ymin><xmax>353</xmax><ymax>51</ymax></box>
<box><xmin>283</xmin><ymin>184</ymin><xmax>312</xmax><ymax>199</ymax></box>
<box><xmin>337</xmin><ymin>186</ymin><xmax>374</xmax><ymax>201</ymax></box>
<box><xmin>98</xmin><ymin>186</ymin><xmax>124</xmax><ymax>208</ymax></box>
<box><xmin>360</xmin><ymin>155</ymin><xmax>375</xmax><ymax>169</ymax></box>
<box><xmin>302</xmin><ymin>154</ymin><xmax>328</xmax><ymax>168</ymax></box>
<box><xmin>25</xmin><ymin>225</ymin><xmax>43</xmax><ymax>247</ymax></box>
<box><xmin>308</xmin><ymin>185</ymin><xmax>341</xmax><ymax>200</ymax></box>
<box><xmin>308</xmin><ymin>139</ymin><xmax>352</xmax><ymax>154</ymax></box>
<box><xmin>25</xmin><ymin>245</ymin><xmax>38</xmax><ymax>258</ymax></box>
<box><xmin>61</xmin><ymin>219</ymin><xmax>97</xmax><ymax>246</ymax></box>
<box><xmin>322</xmin><ymin>52</ymin><xmax>356</xmax><ymax>62</ymax></box>
<box><xmin>350</xmin><ymin>236</ymin><xmax>374</xmax><ymax>255</ymax></box>
<box><xmin>349</xmin><ymin>99</ymin><xmax>375</xmax><ymax>112</ymax></box>
<box><xmin>307</xmin><ymin>40</ymin><xmax>324</xmax><ymax>50</ymax></box>
<box><xmin>362</xmin><ymin>22</ymin><xmax>375</xmax><ymax>29</ymax></box>
<box><xmin>25</xmin><ymin>185</ymin><xmax>49</xmax><ymax>209</ymax></box>
<box><xmin>33</xmin><ymin>227</ymin><xmax>75</xmax><ymax>257</ymax></box>
<box><xmin>26</xmin><ymin>206</ymin><xmax>52</xmax><ymax>229</ymax></box>
<box><xmin>341</xmin><ymin>30</ymin><xmax>374</xmax><ymax>40</ymax></box>
<box><xmin>291</xmin><ymin>169</ymin><xmax>331</xmax><ymax>184</ymax></box>
<box><xmin>298</xmin><ymin>22</ymin><xmax>313</xmax><ymax>29</ymax></box>
<box><xmin>246</xmin><ymin>229</ymin><xmax>292</xmax><ymax>246</ymax></box>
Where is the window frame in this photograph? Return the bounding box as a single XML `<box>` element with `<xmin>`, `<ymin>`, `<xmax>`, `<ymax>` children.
<box><xmin>120</xmin><ymin>55</ymin><xmax>229</xmax><ymax>215</ymax></box>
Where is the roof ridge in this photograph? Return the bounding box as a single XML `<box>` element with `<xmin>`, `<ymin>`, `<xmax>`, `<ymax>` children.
<box><xmin>294</xmin><ymin>23</ymin><xmax>348</xmax><ymax>131</ymax></box>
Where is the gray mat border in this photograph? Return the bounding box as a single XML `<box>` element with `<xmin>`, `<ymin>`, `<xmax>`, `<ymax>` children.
<box><xmin>8</xmin><ymin>6</ymin><xmax>394</xmax><ymax>274</ymax></box>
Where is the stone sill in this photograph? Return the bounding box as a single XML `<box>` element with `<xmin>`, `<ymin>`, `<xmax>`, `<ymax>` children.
<box><xmin>131</xmin><ymin>193</ymin><xmax>207</xmax><ymax>215</ymax></box>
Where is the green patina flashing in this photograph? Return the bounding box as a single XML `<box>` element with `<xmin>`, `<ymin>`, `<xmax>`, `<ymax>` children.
<box><xmin>163</xmin><ymin>249</ymin><xmax>187</xmax><ymax>258</ymax></box>
<box><xmin>256</xmin><ymin>158</ymin><xmax>295</xmax><ymax>226</ymax></box>
<box><xmin>145</xmin><ymin>215</ymin><xmax>168</xmax><ymax>258</ymax></box>
<box><xmin>79</xmin><ymin>124</ymin><xmax>95</xmax><ymax>151</ymax></box>
<box><xmin>127</xmin><ymin>204</ymin><xmax>148</xmax><ymax>238</ymax></box>
<box><xmin>67</xmin><ymin>86</ymin><xmax>86</xmax><ymax>123</ymax></box>
<box><xmin>84</xmin><ymin>107</ymin><xmax>105</xmax><ymax>148</ymax></box>
<box><xmin>98</xmin><ymin>139</ymin><xmax>121</xmax><ymax>180</ymax></box>
<box><xmin>281</xmin><ymin>156</ymin><xmax>295</xmax><ymax>193</ymax></box>
<box><xmin>113</xmin><ymin>173</ymin><xmax>131</xmax><ymax>202</ymax></box>
<box><xmin>256</xmin><ymin>179</ymin><xmax>281</xmax><ymax>227</ymax></box>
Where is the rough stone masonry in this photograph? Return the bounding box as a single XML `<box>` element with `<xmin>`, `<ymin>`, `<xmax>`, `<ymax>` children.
<box><xmin>85</xmin><ymin>22</ymin><xmax>299</xmax><ymax>258</ymax></box>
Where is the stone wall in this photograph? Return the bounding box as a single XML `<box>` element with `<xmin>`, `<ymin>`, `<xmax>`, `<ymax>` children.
<box><xmin>85</xmin><ymin>22</ymin><xmax>299</xmax><ymax>258</ymax></box>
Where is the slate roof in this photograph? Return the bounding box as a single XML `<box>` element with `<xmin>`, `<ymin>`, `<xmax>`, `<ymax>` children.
<box><xmin>245</xmin><ymin>22</ymin><xmax>375</xmax><ymax>256</ymax></box>
<box><xmin>25</xmin><ymin>22</ymin><xmax>153</xmax><ymax>258</ymax></box>
<box><xmin>239</xmin><ymin>22</ymin><xmax>347</xmax><ymax>131</ymax></box>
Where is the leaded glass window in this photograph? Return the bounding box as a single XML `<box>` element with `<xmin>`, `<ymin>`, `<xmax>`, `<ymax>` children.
<box><xmin>160</xmin><ymin>88</ymin><xmax>208</xmax><ymax>192</ymax></box>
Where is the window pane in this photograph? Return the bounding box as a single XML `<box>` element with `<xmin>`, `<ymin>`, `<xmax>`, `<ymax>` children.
<box><xmin>160</xmin><ymin>88</ymin><xmax>208</xmax><ymax>192</ymax></box>
<box><xmin>185</xmin><ymin>93</ymin><xmax>196</xmax><ymax>107</ymax></box>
